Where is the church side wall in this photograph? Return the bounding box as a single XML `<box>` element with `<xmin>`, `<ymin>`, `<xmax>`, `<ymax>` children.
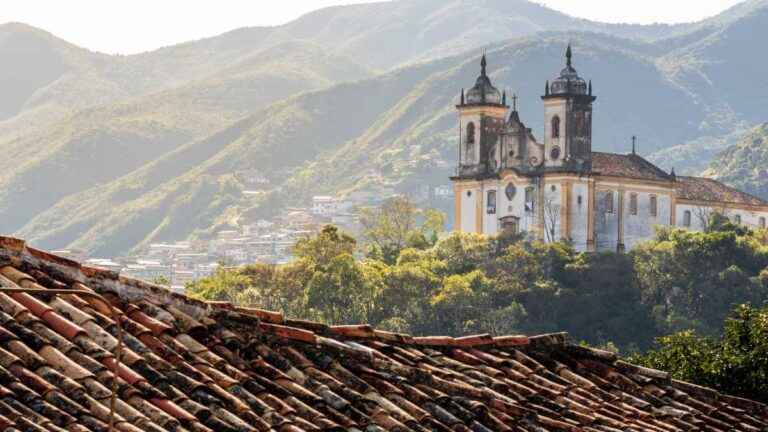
<box><xmin>482</xmin><ymin>182</ymin><xmax>499</xmax><ymax>236</ymax></box>
<box><xmin>623</xmin><ymin>192</ymin><xmax>671</xmax><ymax>250</ymax></box>
<box><xmin>674</xmin><ymin>203</ymin><xmax>710</xmax><ymax>231</ymax></box>
<box><xmin>459</xmin><ymin>185</ymin><xmax>478</xmax><ymax>232</ymax></box>
<box><xmin>569</xmin><ymin>182</ymin><xmax>590</xmax><ymax>251</ymax></box>
<box><xmin>675</xmin><ymin>202</ymin><xmax>768</xmax><ymax>231</ymax></box>
<box><xmin>594</xmin><ymin>189</ymin><xmax>619</xmax><ymax>252</ymax></box>
<box><xmin>543</xmin><ymin>182</ymin><xmax>562</xmax><ymax>243</ymax></box>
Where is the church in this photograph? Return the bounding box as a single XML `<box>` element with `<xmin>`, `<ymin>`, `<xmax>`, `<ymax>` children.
<box><xmin>451</xmin><ymin>46</ymin><xmax>768</xmax><ymax>252</ymax></box>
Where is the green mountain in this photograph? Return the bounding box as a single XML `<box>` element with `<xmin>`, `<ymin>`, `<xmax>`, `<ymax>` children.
<box><xmin>0</xmin><ymin>40</ymin><xmax>371</xmax><ymax>234</ymax></box>
<box><xmin>2</xmin><ymin>0</ymin><xmax>768</xmax><ymax>255</ymax></box>
<box><xmin>703</xmin><ymin>123</ymin><xmax>768</xmax><ymax>199</ymax></box>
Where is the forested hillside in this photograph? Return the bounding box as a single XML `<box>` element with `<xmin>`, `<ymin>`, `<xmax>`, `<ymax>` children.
<box><xmin>704</xmin><ymin>123</ymin><xmax>768</xmax><ymax>199</ymax></box>
<box><xmin>188</xmin><ymin>198</ymin><xmax>768</xmax><ymax>356</ymax></box>
<box><xmin>2</xmin><ymin>0</ymin><xmax>768</xmax><ymax>255</ymax></box>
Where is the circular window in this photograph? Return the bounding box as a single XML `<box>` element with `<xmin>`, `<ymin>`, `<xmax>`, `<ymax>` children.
<box><xmin>508</xmin><ymin>150</ymin><xmax>515</xmax><ymax>157</ymax></box>
<box><xmin>551</xmin><ymin>185</ymin><xmax>557</xmax><ymax>192</ymax></box>
<box><xmin>550</xmin><ymin>146</ymin><xmax>561</xmax><ymax>160</ymax></box>
<box><xmin>466</xmin><ymin>190</ymin><xmax>472</xmax><ymax>197</ymax></box>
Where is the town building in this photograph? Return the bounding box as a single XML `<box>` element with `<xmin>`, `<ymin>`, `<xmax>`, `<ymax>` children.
<box><xmin>311</xmin><ymin>196</ymin><xmax>339</xmax><ymax>216</ymax></box>
<box><xmin>451</xmin><ymin>46</ymin><xmax>768</xmax><ymax>251</ymax></box>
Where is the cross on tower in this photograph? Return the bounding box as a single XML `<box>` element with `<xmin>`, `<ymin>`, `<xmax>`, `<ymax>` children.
<box><xmin>631</xmin><ymin>135</ymin><xmax>637</xmax><ymax>154</ymax></box>
<box><xmin>511</xmin><ymin>93</ymin><xmax>518</xmax><ymax>111</ymax></box>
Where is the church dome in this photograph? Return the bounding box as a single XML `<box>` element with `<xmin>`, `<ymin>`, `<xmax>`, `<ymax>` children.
<box><xmin>548</xmin><ymin>45</ymin><xmax>589</xmax><ymax>96</ymax></box>
<box><xmin>464</xmin><ymin>54</ymin><xmax>503</xmax><ymax>105</ymax></box>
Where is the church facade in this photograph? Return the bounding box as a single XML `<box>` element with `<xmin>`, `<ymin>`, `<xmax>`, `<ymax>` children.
<box><xmin>451</xmin><ymin>46</ymin><xmax>768</xmax><ymax>252</ymax></box>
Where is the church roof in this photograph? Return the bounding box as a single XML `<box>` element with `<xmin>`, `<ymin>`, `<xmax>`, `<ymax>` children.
<box><xmin>591</xmin><ymin>152</ymin><xmax>673</xmax><ymax>182</ymax></box>
<box><xmin>546</xmin><ymin>44</ymin><xmax>591</xmax><ymax>98</ymax></box>
<box><xmin>462</xmin><ymin>54</ymin><xmax>504</xmax><ymax>106</ymax></box>
<box><xmin>676</xmin><ymin>176</ymin><xmax>768</xmax><ymax>206</ymax></box>
<box><xmin>0</xmin><ymin>236</ymin><xmax>766</xmax><ymax>431</ymax></box>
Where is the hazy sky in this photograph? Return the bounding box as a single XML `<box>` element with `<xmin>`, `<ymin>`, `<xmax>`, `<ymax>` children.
<box><xmin>0</xmin><ymin>0</ymin><xmax>745</xmax><ymax>55</ymax></box>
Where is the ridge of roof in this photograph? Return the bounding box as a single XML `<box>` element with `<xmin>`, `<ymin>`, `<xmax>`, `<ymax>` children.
<box><xmin>0</xmin><ymin>235</ymin><xmax>766</xmax><ymax>431</ymax></box>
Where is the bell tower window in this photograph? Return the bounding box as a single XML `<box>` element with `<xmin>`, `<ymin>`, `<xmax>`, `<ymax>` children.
<box><xmin>551</xmin><ymin>115</ymin><xmax>560</xmax><ymax>138</ymax></box>
<box><xmin>466</xmin><ymin>122</ymin><xmax>475</xmax><ymax>144</ymax></box>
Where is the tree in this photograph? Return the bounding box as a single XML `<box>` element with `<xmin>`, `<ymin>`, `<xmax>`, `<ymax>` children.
<box><xmin>632</xmin><ymin>304</ymin><xmax>768</xmax><ymax>403</ymax></box>
<box><xmin>305</xmin><ymin>253</ymin><xmax>378</xmax><ymax>324</ymax></box>
<box><xmin>359</xmin><ymin>196</ymin><xmax>419</xmax><ymax>263</ymax></box>
<box><xmin>186</xmin><ymin>267</ymin><xmax>252</xmax><ymax>303</ymax></box>
<box><xmin>293</xmin><ymin>225</ymin><xmax>357</xmax><ymax>269</ymax></box>
<box><xmin>359</xmin><ymin>196</ymin><xmax>446</xmax><ymax>263</ymax></box>
<box><xmin>632</xmin><ymin>227</ymin><xmax>768</xmax><ymax>335</ymax></box>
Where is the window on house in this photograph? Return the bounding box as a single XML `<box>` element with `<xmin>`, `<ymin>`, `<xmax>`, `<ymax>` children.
<box><xmin>604</xmin><ymin>192</ymin><xmax>614</xmax><ymax>214</ymax></box>
<box><xmin>577</xmin><ymin>195</ymin><xmax>583</xmax><ymax>206</ymax></box>
<box><xmin>487</xmin><ymin>190</ymin><xmax>496</xmax><ymax>214</ymax></box>
<box><xmin>466</xmin><ymin>122</ymin><xmax>475</xmax><ymax>144</ymax></box>
<box><xmin>760</xmin><ymin>217</ymin><xmax>766</xmax><ymax>229</ymax></box>
<box><xmin>734</xmin><ymin>214</ymin><xmax>741</xmax><ymax>225</ymax></box>
<box><xmin>649</xmin><ymin>195</ymin><xmax>658</xmax><ymax>217</ymax></box>
<box><xmin>629</xmin><ymin>193</ymin><xmax>638</xmax><ymax>215</ymax></box>
<box><xmin>683</xmin><ymin>210</ymin><xmax>692</xmax><ymax>227</ymax></box>
<box><xmin>551</xmin><ymin>115</ymin><xmax>560</xmax><ymax>138</ymax></box>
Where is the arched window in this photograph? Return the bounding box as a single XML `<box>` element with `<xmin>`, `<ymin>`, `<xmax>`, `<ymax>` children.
<box><xmin>525</xmin><ymin>186</ymin><xmax>535</xmax><ymax>212</ymax></box>
<box><xmin>487</xmin><ymin>190</ymin><xmax>497</xmax><ymax>214</ymax></box>
<box><xmin>466</xmin><ymin>122</ymin><xmax>476</xmax><ymax>144</ymax></box>
<box><xmin>683</xmin><ymin>210</ymin><xmax>692</xmax><ymax>227</ymax></box>
<box><xmin>734</xmin><ymin>214</ymin><xmax>741</xmax><ymax>225</ymax></box>
<box><xmin>629</xmin><ymin>193</ymin><xmax>638</xmax><ymax>215</ymax></box>
<box><xmin>649</xmin><ymin>195</ymin><xmax>658</xmax><ymax>217</ymax></box>
<box><xmin>604</xmin><ymin>192</ymin><xmax>614</xmax><ymax>214</ymax></box>
<box><xmin>760</xmin><ymin>217</ymin><xmax>766</xmax><ymax>229</ymax></box>
<box><xmin>551</xmin><ymin>115</ymin><xmax>560</xmax><ymax>139</ymax></box>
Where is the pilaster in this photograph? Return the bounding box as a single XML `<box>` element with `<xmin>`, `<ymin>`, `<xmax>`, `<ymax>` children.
<box><xmin>617</xmin><ymin>189</ymin><xmax>625</xmax><ymax>253</ymax></box>
<box><xmin>560</xmin><ymin>181</ymin><xmax>571</xmax><ymax>240</ymax></box>
<box><xmin>537</xmin><ymin>178</ymin><xmax>546</xmax><ymax>240</ymax></box>
<box><xmin>475</xmin><ymin>184</ymin><xmax>483</xmax><ymax>234</ymax></box>
<box><xmin>454</xmin><ymin>183</ymin><xmax>463</xmax><ymax>232</ymax></box>
<box><xmin>586</xmin><ymin>178</ymin><xmax>596</xmax><ymax>252</ymax></box>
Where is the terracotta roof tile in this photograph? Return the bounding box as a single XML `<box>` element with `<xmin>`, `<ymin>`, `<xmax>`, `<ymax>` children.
<box><xmin>0</xmin><ymin>236</ymin><xmax>765</xmax><ymax>431</ymax></box>
<box><xmin>676</xmin><ymin>175</ymin><xmax>768</xmax><ymax>206</ymax></box>
<box><xmin>591</xmin><ymin>152</ymin><xmax>672</xmax><ymax>181</ymax></box>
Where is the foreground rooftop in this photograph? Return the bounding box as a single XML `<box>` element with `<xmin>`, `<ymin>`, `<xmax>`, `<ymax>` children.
<box><xmin>0</xmin><ymin>236</ymin><xmax>764</xmax><ymax>431</ymax></box>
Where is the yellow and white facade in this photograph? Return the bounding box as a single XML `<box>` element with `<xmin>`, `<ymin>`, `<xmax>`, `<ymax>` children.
<box><xmin>452</xmin><ymin>47</ymin><xmax>768</xmax><ymax>252</ymax></box>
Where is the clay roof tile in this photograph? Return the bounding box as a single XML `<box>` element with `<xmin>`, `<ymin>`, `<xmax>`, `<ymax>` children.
<box><xmin>0</xmin><ymin>236</ymin><xmax>763</xmax><ymax>431</ymax></box>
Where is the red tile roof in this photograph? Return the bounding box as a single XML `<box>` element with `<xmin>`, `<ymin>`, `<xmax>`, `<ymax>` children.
<box><xmin>676</xmin><ymin>176</ymin><xmax>768</xmax><ymax>206</ymax></box>
<box><xmin>591</xmin><ymin>152</ymin><xmax>673</xmax><ymax>182</ymax></box>
<box><xmin>0</xmin><ymin>236</ymin><xmax>766</xmax><ymax>431</ymax></box>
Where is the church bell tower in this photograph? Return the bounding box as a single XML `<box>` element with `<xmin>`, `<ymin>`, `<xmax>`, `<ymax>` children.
<box><xmin>541</xmin><ymin>45</ymin><xmax>596</xmax><ymax>171</ymax></box>
<box><xmin>456</xmin><ymin>54</ymin><xmax>508</xmax><ymax>177</ymax></box>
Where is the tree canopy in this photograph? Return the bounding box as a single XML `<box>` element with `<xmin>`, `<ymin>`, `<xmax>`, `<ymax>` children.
<box><xmin>187</xmin><ymin>197</ymin><xmax>768</xmax><ymax>405</ymax></box>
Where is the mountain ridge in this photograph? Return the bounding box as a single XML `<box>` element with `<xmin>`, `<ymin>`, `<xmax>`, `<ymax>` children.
<box><xmin>0</xmin><ymin>0</ymin><xmax>767</xmax><ymax>255</ymax></box>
